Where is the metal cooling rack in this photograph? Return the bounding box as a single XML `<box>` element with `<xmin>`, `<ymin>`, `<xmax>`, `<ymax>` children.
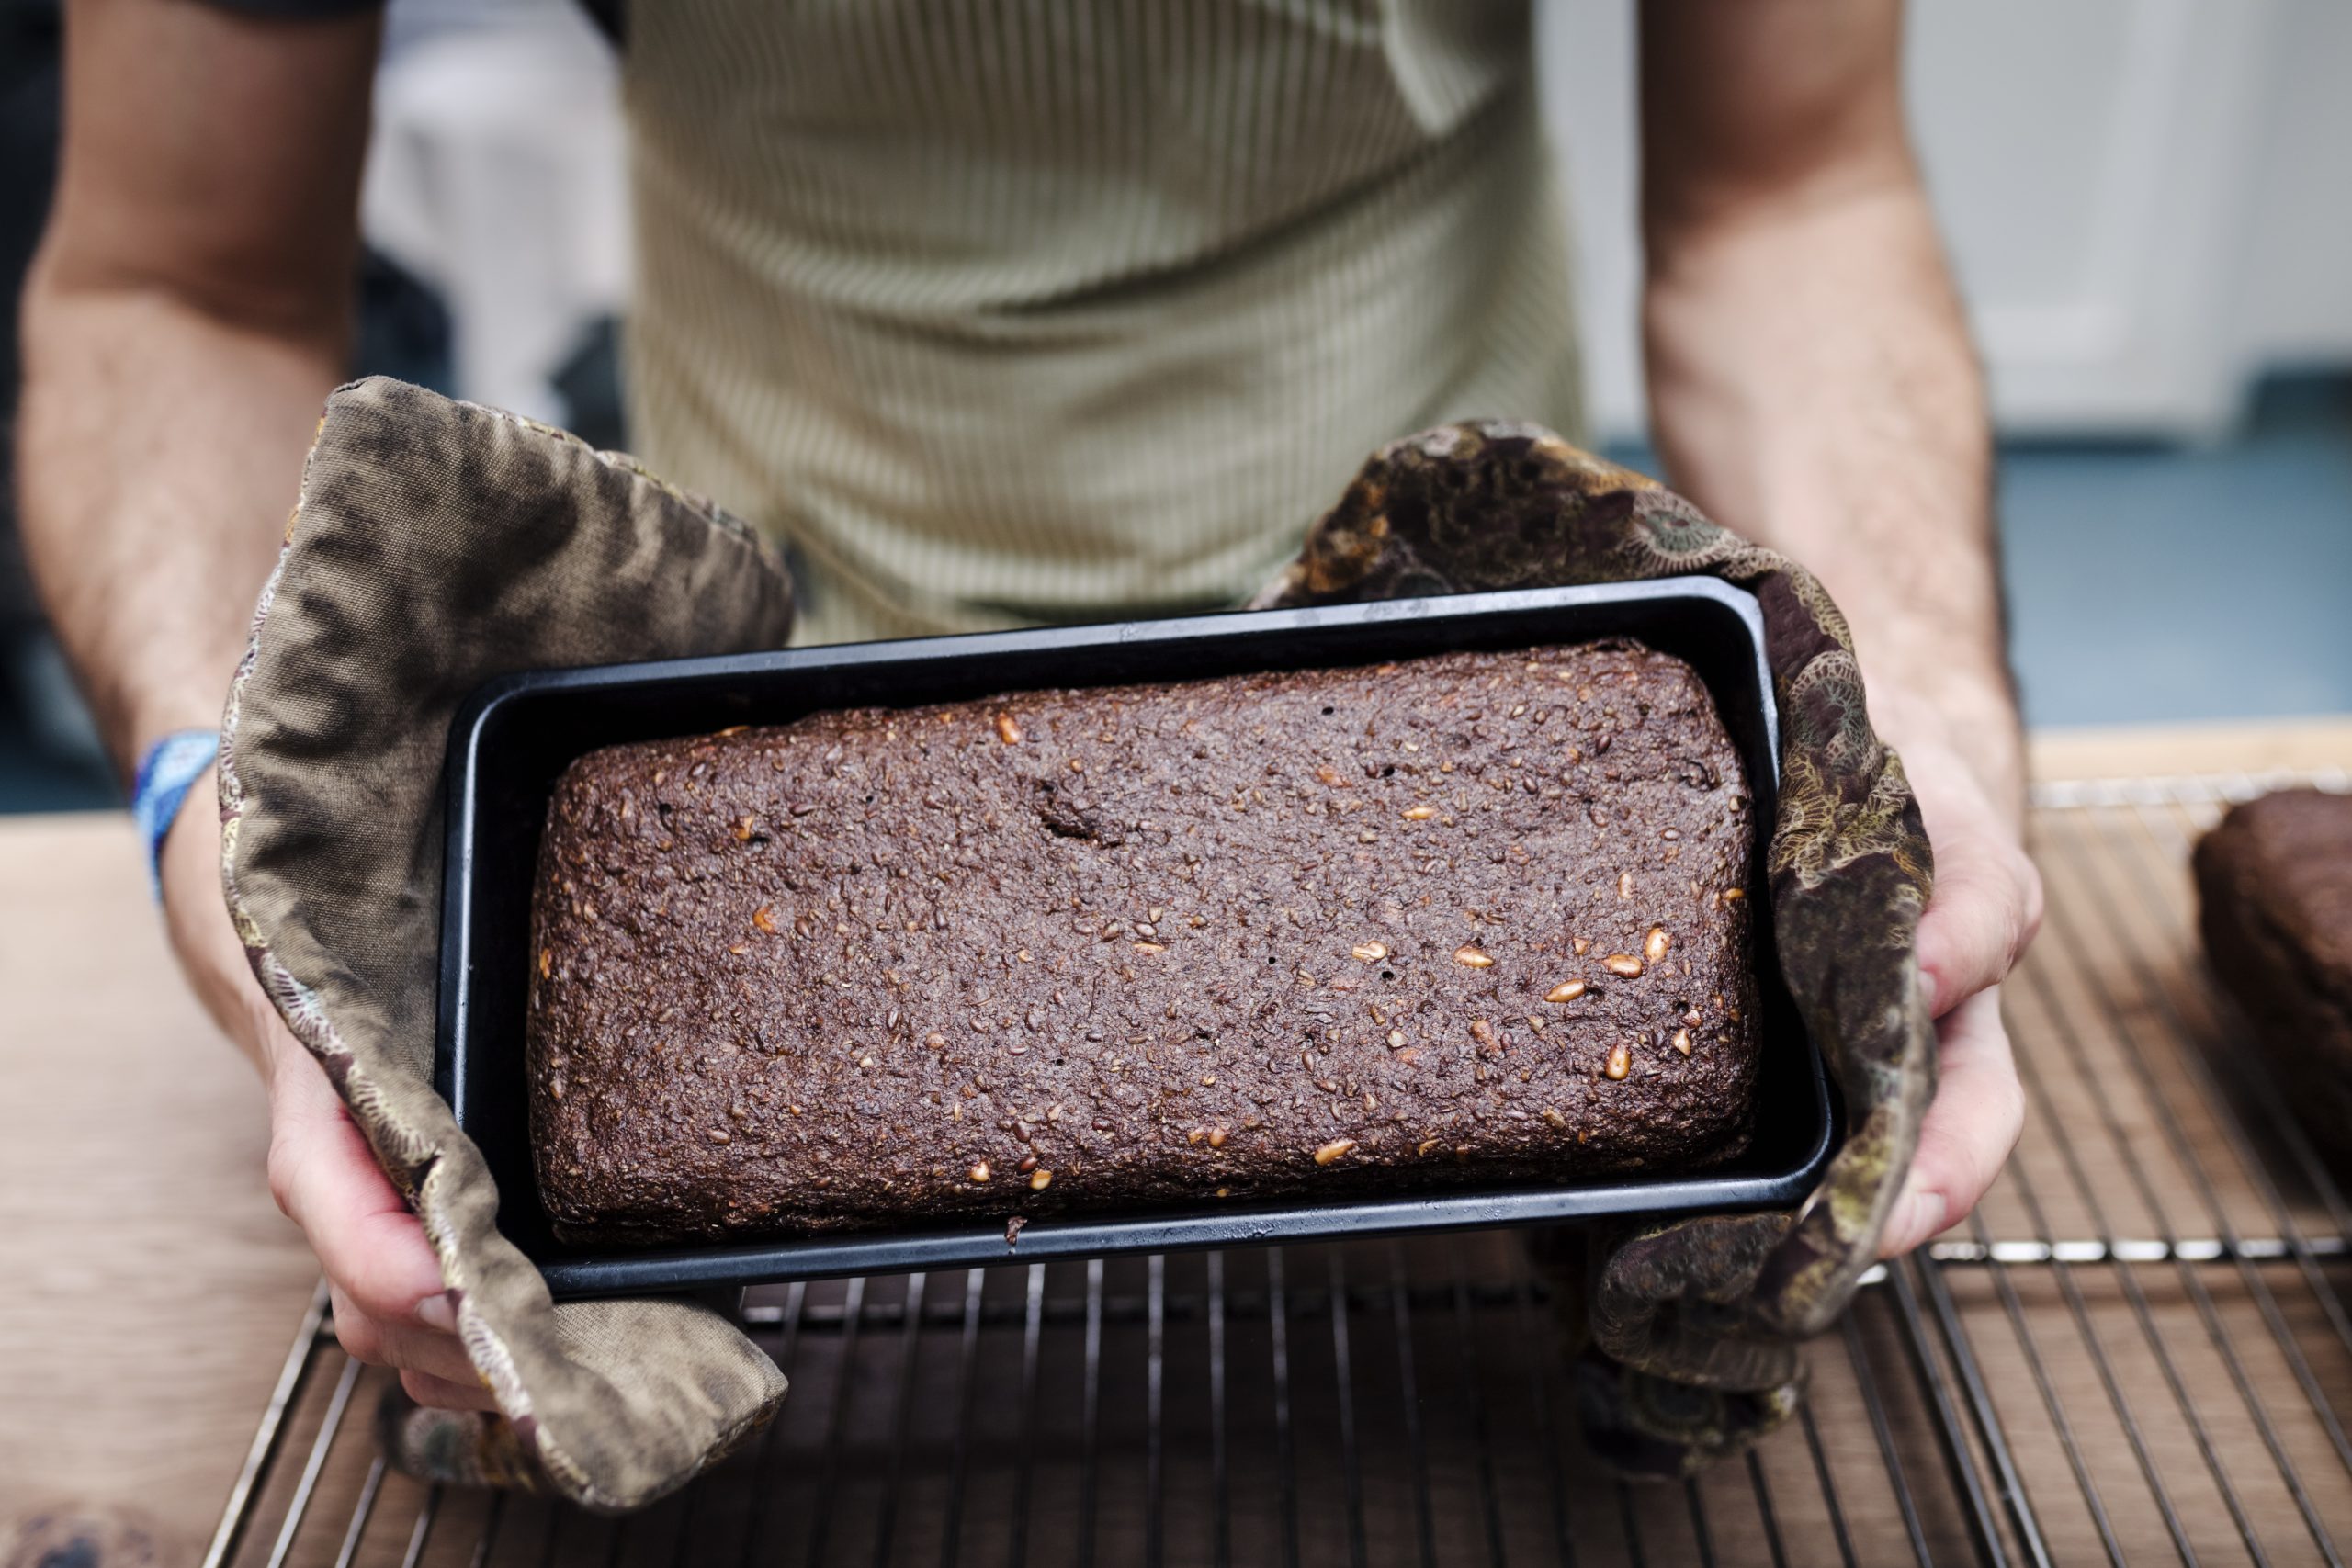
<box><xmin>201</xmin><ymin>773</ymin><xmax>2352</xmax><ymax>1567</ymax></box>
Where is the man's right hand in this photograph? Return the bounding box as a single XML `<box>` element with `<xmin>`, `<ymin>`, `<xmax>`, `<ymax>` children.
<box><xmin>161</xmin><ymin>778</ymin><xmax>494</xmax><ymax>1413</ymax></box>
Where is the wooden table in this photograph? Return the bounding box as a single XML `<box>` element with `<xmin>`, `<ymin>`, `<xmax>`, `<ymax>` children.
<box><xmin>4</xmin><ymin>717</ymin><xmax>2346</xmax><ymax>1566</ymax></box>
<box><xmin>0</xmin><ymin>816</ymin><xmax>316</xmax><ymax>1566</ymax></box>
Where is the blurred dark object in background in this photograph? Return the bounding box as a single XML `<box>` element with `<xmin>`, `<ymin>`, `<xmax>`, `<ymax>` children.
<box><xmin>0</xmin><ymin>0</ymin><xmax>101</xmax><ymax>812</ymax></box>
<box><xmin>356</xmin><ymin>247</ymin><xmax>457</xmax><ymax>400</ymax></box>
<box><xmin>550</xmin><ymin>314</ymin><xmax>625</xmax><ymax>455</ymax></box>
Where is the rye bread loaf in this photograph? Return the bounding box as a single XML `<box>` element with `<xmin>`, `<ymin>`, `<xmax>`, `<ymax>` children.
<box><xmin>2194</xmin><ymin>788</ymin><xmax>2352</xmax><ymax>1162</ymax></box>
<box><xmin>526</xmin><ymin>641</ymin><xmax>1762</xmax><ymax>1246</ymax></box>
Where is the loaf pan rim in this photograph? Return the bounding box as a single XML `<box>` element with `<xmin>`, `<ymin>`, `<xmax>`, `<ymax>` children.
<box><xmin>437</xmin><ymin>577</ymin><xmax>1838</xmax><ymax>1296</ymax></box>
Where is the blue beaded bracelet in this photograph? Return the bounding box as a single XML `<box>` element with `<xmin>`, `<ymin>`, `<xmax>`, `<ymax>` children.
<box><xmin>131</xmin><ymin>728</ymin><xmax>221</xmax><ymax>900</ymax></box>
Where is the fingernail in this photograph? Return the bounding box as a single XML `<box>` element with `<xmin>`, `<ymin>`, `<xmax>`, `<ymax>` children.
<box><xmin>415</xmin><ymin>1292</ymin><xmax>457</xmax><ymax>1332</ymax></box>
<box><xmin>1918</xmin><ymin>969</ymin><xmax>1939</xmax><ymax>1018</ymax></box>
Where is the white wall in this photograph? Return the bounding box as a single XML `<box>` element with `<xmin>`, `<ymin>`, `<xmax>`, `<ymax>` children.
<box><xmin>363</xmin><ymin>0</ymin><xmax>628</xmax><ymax>423</ymax></box>
<box><xmin>2233</xmin><ymin>0</ymin><xmax>2352</xmax><ymax>372</ymax></box>
<box><xmin>1543</xmin><ymin>0</ymin><xmax>2352</xmax><ymax>446</ymax></box>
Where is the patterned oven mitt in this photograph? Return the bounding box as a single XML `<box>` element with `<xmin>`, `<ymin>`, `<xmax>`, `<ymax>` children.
<box><xmin>1254</xmin><ymin>422</ymin><xmax>1938</xmax><ymax>1479</ymax></box>
<box><xmin>221</xmin><ymin>378</ymin><xmax>797</xmax><ymax>1510</ymax></box>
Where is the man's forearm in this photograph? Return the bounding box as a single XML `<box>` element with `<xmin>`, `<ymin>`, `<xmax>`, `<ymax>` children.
<box><xmin>1636</xmin><ymin>9</ymin><xmax>2041</xmax><ymax>1259</ymax></box>
<box><xmin>20</xmin><ymin>0</ymin><xmax>376</xmax><ymax>778</ymax></box>
<box><xmin>18</xmin><ymin>276</ymin><xmax>341</xmax><ymax>774</ymax></box>
<box><xmin>1641</xmin><ymin>171</ymin><xmax>2019</xmax><ymax>823</ymax></box>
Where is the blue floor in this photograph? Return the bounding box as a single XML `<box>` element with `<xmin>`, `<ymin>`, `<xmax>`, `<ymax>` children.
<box><xmin>1603</xmin><ymin>374</ymin><xmax>2352</xmax><ymax>731</ymax></box>
<box><xmin>1996</xmin><ymin>377</ymin><xmax>2352</xmax><ymax>728</ymax></box>
<box><xmin>2</xmin><ymin>378</ymin><xmax>2346</xmax><ymax>814</ymax></box>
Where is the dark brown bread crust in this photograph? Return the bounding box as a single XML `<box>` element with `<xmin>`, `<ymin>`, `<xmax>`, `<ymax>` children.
<box><xmin>527</xmin><ymin>642</ymin><xmax>1761</xmax><ymax>1246</ymax></box>
<box><xmin>2194</xmin><ymin>788</ymin><xmax>2352</xmax><ymax>1160</ymax></box>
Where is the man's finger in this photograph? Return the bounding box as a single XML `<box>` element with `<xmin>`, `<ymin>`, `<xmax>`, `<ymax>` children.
<box><xmin>269</xmin><ymin>1053</ymin><xmax>446</xmax><ymax>1328</ymax></box>
<box><xmin>330</xmin><ymin>1286</ymin><xmax>480</xmax><ymax>1386</ymax></box>
<box><xmin>400</xmin><ymin>1367</ymin><xmax>502</xmax><ymax>1414</ymax></box>
<box><xmin>377</xmin><ymin>1321</ymin><xmax>485</xmax><ymax>1388</ymax></box>
<box><xmin>329</xmin><ymin>1284</ymin><xmax>386</xmax><ymax>1365</ymax></box>
<box><xmin>1879</xmin><ymin>987</ymin><xmax>2023</xmax><ymax>1258</ymax></box>
<box><xmin>331</xmin><ymin>1287</ymin><xmax>479</xmax><ymax>1384</ymax></box>
<box><xmin>1914</xmin><ymin>830</ymin><xmax>2041</xmax><ymax>1017</ymax></box>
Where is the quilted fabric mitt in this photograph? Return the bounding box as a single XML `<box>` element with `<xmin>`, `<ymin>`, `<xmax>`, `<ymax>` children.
<box><xmin>1255</xmin><ymin>421</ymin><xmax>1938</xmax><ymax>1477</ymax></box>
<box><xmin>220</xmin><ymin>378</ymin><xmax>797</xmax><ymax>1511</ymax></box>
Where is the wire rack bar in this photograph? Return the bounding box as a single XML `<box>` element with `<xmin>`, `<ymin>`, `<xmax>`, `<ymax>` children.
<box><xmin>1998</xmin><ymin>1126</ymin><xmax>2200</xmax><ymax>1567</ymax></box>
<box><xmin>1510</xmin><ymin>1265</ymin><xmax>1580</xmax><ymax>1567</ymax></box>
<box><xmin>1389</xmin><ymin>1240</ymin><xmax>1439</xmax><ymax>1568</ymax></box>
<box><xmin>1888</xmin><ymin>1258</ymin><xmax>2010</xmax><ymax>1567</ymax></box>
<box><xmin>1450</xmin><ymin>1243</ymin><xmax>1510</xmax><ymax>1568</ymax></box>
<box><xmin>1267</xmin><ymin>1246</ymin><xmax>1300</xmax><ymax>1568</ymax></box>
<box><xmin>200</xmin><ymin>1283</ymin><xmax>331</xmax><ymax>1568</ymax></box>
<box><xmin>470</xmin><ymin>1491</ymin><xmax>505</xmax><ymax>1568</ymax></box>
<box><xmin>802</xmin><ymin>1272</ymin><xmax>867</xmax><ymax>1566</ymax></box>
<box><xmin>262</xmin><ymin>1353</ymin><xmax>362</xmax><ymax>1568</ymax></box>
<box><xmin>325</xmin><ymin>1455</ymin><xmax>384</xmax><ymax>1568</ymax></box>
<box><xmin>1964</xmin><ymin>1209</ymin><xmax>2130</xmax><ymax>1568</ymax></box>
<box><xmin>1795</xmin><ymin>1397</ymin><xmax>1860</xmax><ymax>1568</ymax></box>
<box><xmin>1148</xmin><ymin>1252</ymin><xmax>1168</xmax><ymax>1568</ymax></box>
<box><xmin>1206</xmin><ymin>1250</ymin><xmax>1231</xmax><ymax>1568</ymax></box>
<box><xmin>872</xmin><ymin>1271</ymin><xmax>926</xmax><ymax>1568</ymax></box>
<box><xmin>1840</xmin><ymin>1311</ymin><xmax>1936</xmax><ymax>1568</ymax></box>
<box><xmin>1327</xmin><ymin>1250</ymin><xmax>1368</xmax><ymax>1568</ymax></box>
<box><xmin>1079</xmin><ymin>1257</ymin><xmax>1104</xmax><ymax>1568</ymax></box>
<box><xmin>736</xmin><ymin>1277</ymin><xmax>807</xmax><ymax>1565</ymax></box>
<box><xmin>395</xmin><ymin>1485</ymin><xmax>438</xmax><ymax>1568</ymax></box>
<box><xmin>938</xmin><ymin>1269</ymin><xmax>983</xmax><ymax>1568</ymax></box>
<box><xmin>1681</xmin><ymin>1478</ymin><xmax>1714</xmax><ymax>1568</ymax></box>
<box><xmin>1742</xmin><ymin>1449</ymin><xmax>1790</xmax><ymax>1568</ymax></box>
<box><xmin>1916</xmin><ymin>1251</ymin><xmax>2054</xmax><ymax>1568</ymax></box>
<box><xmin>1009</xmin><ymin>1263</ymin><xmax>1045</xmax><ymax>1568</ymax></box>
<box><xmin>1613</xmin><ymin>1482</ymin><xmax>1647</xmax><ymax>1568</ymax></box>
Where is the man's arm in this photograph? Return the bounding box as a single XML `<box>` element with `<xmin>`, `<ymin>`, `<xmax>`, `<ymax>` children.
<box><xmin>22</xmin><ymin>0</ymin><xmax>373</xmax><ymax>783</ymax></box>
<box><xmin>1637</xmin><ymin>0</ymin><xmax>2041</xmax><ymax>1257</ymax></box>
<box><xmin>17</xmin><ymin>0</ymin><xmax>489</xmax><ymax>1409</ymax></box>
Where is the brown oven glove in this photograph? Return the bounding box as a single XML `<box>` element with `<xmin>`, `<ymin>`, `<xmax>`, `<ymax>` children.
<box><xmin>1254</xmin><ymin>422</ymin><xmax>1938</xmax><ymax>1478</ymax></box>
<box><xmin>220</xmin><ymin>377</ymin><xmax>796</xmax><ymax>1512</ymax></box>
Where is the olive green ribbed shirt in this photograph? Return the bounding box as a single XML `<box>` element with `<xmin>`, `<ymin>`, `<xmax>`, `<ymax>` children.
<box><xmin>622</xmin><ymin>0</ymin><xmax>1580</xmax><ymax>646</ymax></box>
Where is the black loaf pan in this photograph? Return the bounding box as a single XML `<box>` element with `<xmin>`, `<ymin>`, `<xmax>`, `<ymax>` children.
<box><xmin>437</xmin><ymin>579</ymin><xmax>1836</xmax><ymax>1297</ymax></box>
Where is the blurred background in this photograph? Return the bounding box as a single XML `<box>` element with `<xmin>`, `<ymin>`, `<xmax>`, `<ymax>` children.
<box><xmin>2</xmin><ymin>0</ymin><xmax>2346</xmax><ymax>813</ymax></box>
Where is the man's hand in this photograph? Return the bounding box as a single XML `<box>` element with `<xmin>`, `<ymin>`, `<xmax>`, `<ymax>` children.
<box><xmin>161</xmin><ymin>781</ymin><xmax>492</xmax><ymax>1411</ymax></box>
<box><xmin>1637</xmin><ymin>0</ymin><xmax>2040</xmax><ymax>1256</ymax></box>
<box><xmin>1872</xmin><ymin>707</ymin><xmax>2042</xmax><ymax>1257</ymax></box>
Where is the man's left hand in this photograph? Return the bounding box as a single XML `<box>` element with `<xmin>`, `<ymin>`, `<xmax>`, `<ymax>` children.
<box><xmin>1872</xmin><ymin>715</ymin><xmax>2042</xmax><ymax>1258</ymax></box>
